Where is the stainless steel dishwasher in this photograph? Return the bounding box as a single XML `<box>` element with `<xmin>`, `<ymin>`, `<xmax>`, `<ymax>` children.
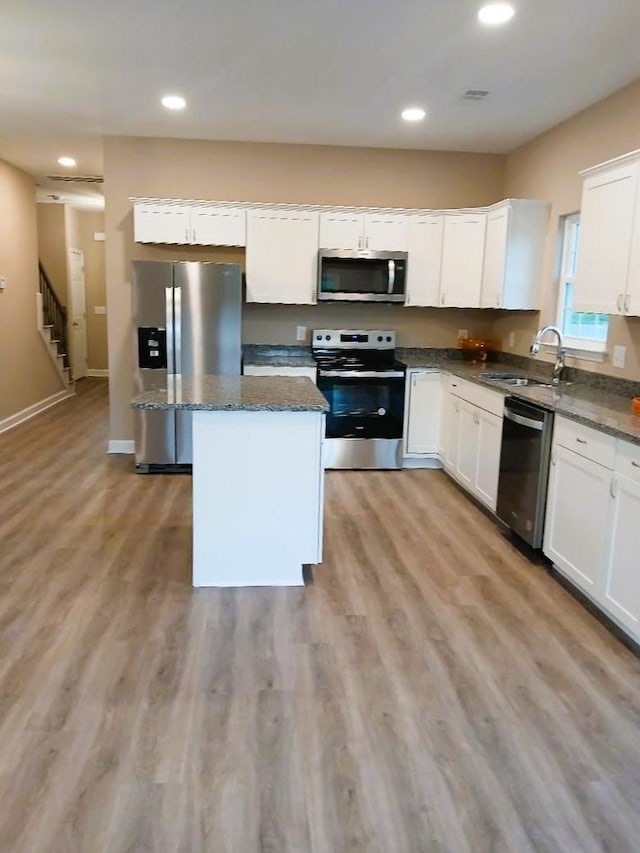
<box><xmin>496</xmin><ymin>397</ymin><xmax>554</xmax><ymax>548</ymax></box>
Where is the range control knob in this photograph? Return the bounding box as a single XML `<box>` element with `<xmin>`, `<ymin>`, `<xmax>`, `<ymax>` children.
<box><xmin>316</xmin><ymin>334</ymin><xmax>322</xmax><ymax>340</ymax></box>
<box><xmin>377</xmin><ymin>335</ymin><xmax>383</xmax><ymax>342</ymax></box>
<box><xmin>325</xmin><ymin>335</ymin><xmax>331</xmax><ymax>341</ymax></box>
<box><xmin>386</xmin><ymin>336</ymin><xmax>392</xmax><ymax>342</ymax></box>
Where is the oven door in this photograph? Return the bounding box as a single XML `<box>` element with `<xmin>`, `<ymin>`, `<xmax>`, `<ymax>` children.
<box><xmin>317</xmin><ymin>370</ymin><xmax>406</xmax><ymax>439</ymax></box>
<box><xmin>318</xmin><ymin>251</ymin><xmax>407</xmax><ymax>302</ymax></box>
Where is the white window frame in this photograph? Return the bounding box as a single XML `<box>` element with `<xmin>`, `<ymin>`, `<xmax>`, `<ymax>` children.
<box><xmin>554</xmin><ymin>212</ymin><xmax>608</xmax><ymax>360</ymax></box>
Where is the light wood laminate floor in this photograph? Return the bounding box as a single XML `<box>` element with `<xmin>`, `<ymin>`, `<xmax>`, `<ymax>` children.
<box><xmin>1</xmin><ymin>378</ymin><xmax>639</xmax><ymax>852</ymax></box>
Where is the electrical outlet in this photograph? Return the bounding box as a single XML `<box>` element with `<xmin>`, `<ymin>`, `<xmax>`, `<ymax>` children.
<box><xmin>94</xmin><ymin>305</ymin><xmax>107</xmax><ymax>315</ymax></box>
<box><xmin>612</xmin><ymin>345</ymin><xmax>626</xmax><ymax>369</ymax></box>
<box><xmin>507</xmin><ymin>332</ymin><xmax>516</xmax><ymax>348</ymax></box>
<box><xmin>0</xmin><ymin>276</ymin><xmax>6</xmax><ymax>290</ymax></box>
<box><xmin>296</xmin><ymin>325</ymin><xmax>307</xmax><ymax>342</ymax></box>
<box><xmin>457</xmin><ymin>328</ymin><xmax>468</xmax><ymax>340</ymax></box>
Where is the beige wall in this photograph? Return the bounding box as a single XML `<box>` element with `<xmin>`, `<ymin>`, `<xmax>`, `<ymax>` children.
<box><xmin>74</xmin><ymin>211</ymin><xmax>107</xmax><ymax>371</ymax></box>
<box><xmin>36</xmin><ymin>204</ymin><xmax>68</xmax><ymax>305</ymax></box>
<box><xmin>0</xmin><ymin>160</ymin><xmax>64</xmax><ymax>422</ymax></box>
<box><xmin>104</xmin><ymin>136</ymin><xmax>506</xmax><ymax>441</ymax></box>
<box><xmin>499</xmin><ymin>77</ymin><xmax>640</xmax><ymax>379</ymax></box>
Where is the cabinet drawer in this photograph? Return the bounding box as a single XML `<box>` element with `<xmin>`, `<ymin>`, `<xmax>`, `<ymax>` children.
<box><xmin>553</xmin><ymin>416</ymin><xmax>615</xmax><ymax>469</ymax></box>
<box><xmin>447</xmin><ymin>375</ymin><xmax>504</xmax><ymax>418</ymax></box>
<box><xmin>615</xmin><ymin>439</ymin><xmax>640</xmax><ymax>483</ymax></box>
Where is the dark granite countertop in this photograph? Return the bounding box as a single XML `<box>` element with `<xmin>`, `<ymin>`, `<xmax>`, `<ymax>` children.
<box><xmin>242</xmin><ymin>345</ymin><xmax>316</xmax><ymax>368</ymax></box>
<box><xmin>401</xmin><ymin>354</ymin><xmax>640</xmax><ymax>446</ymax></box>
<box><xmin>131</xmin><ymin>375</ymin><xmax>329</xmax><ymax>413</ymax></box>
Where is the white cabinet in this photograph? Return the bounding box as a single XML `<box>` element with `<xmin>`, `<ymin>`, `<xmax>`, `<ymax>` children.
<box><xmin>134</xmin><ymin>202</ymin><xmax>191</xmax><ymax>244</ymax></box>
<box><xmin>405</xmin><ymin>214</ymin><xmax>444</xmax><ymax>307</ymax></box>
<box><xmin>604</xmin><ymin>471</ymin><xmax>640</xmax><ymax>637</ymax></box>
<box><xmin>439</xmin><ymin>213</ymin><xmax>487</xmax><ymax>308</ymax></box>
<box><xmin>480</xmin><ymin>201</ymin><xmax>549</xmax><ymax>310</ymax></box>
<box><xmin>318</xmin><ymin>211</ymin><xmax>407</xmax><ymax>251</ymax></box>
<box><xmin>404</xmin><ymin>370</ymin><xmax>442</xmax><ymax>456</ymax></box>
<box><xmin>243</xmin><ymin>364</ymin><xmax>317</xmax><ymax>383</ymax></box>
<box><xmin>133</xmin><ymin>201</ymin><xmax>246</xmax><ymax>246</ymax></box>
<box><xmin>544</xmin><ymin>445</ymin><xmax>612</xmax><ymax>596</ymax></box>
<box><xmin>575</xmin><ymin>152</ymin><xmax>640</xmax><ymax>316</ymax></box>
<box><xmin>246</xmin><ymin>209</ymin><xmax>319</xmax><ymax>304</ymax></box>
<box><xmin>189</xmin><ymin>205</ymin><xmax>246</xmax><ymax>246</ymax></box>
<box><xmin>443</xmin><ymin>376</ymin><xmax>504</xmax><ymax>510</ymax></box>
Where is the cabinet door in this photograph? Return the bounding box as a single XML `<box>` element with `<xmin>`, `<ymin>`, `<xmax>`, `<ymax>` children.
<box><xmin>574</xmin><ymin>161</ymin><xmax>639</xmax><ymax>314</ymax></box>
<box><xmin>603</xmin><ymin>474</ymin><xmax>640</xmax><ymax>638</ymax></box>
<box><xmin>363</xmin><ymin>213</ymin><xmax>408</xmax><ymax>251</ymax></box>
<box><xmin>190</xmin><ymin>206</ymin><xmax>246</xmax><ymax>246</ymax></box>
<box><xmin>318</xmin><ymin>212</ymin><xmax>364</xmax><ymax>249</ymax></box>
<box><xmin>475</xmin><ymin>410</ymin><xmax>503</xmax><ymax>510</ymax></box>
<box><xmin>455</xmin><ymin>400</ymin><xmax>480</xmax><ymax>490</ymax></box>
<box><xmin>246</xmin><ymin>209</ymin><xmax>319</xmax><ymax>304</ymax></box>
<box><xmin>134</xmin><ymin>202</ymin><xmax>190</xmax><ymax>244</ymax></box>
<box><xmin>405</xmin><ymin>370</ymin><xmax>442</xmax><ymax>455</ymax></box>
<box><xmin>405</xmin><ymin>215</ymin><xmax>444</xmax><ymax>307</ymax></box>
<box><xmin>543</xmin><ymin>446</ymin><xmax>611</xmax><ymax>596</ymax></box>
<box><xmin>440</xmin><ymin>214</ymin><xmax>487</xmax><ymax>308</ymax></box>
<box><xmin>440</xmin><ymin>388</ymin><xmax>460</xmax><ymax>470</ymax></box>
<box><xmin>624</xmin><ymin>183</ymin><xmax>640</xmax><ymax>316</ymax></box>
<box><xmin>480</xmin><ymin>207</ymin><xmax>509</xmax><ymax>309</ymax></box>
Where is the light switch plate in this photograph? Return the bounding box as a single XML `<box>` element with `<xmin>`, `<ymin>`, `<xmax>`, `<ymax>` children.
<box><xmin>507</xmin><ymin>332</ymin><xmax>516</xmax><ymax>348</ymax></box>
<box><xmin>0</xmin><ymin>276</ymin><xmax>6</xmax><ymax>290</ymax></box>
<box><xmin>612</xmin><ymin>345</ymin><xmax>626</xmax><ymax>369</ymax></box>
<box><xmin>457</xmin><ymin>329</ymin><xmax>468</xmax><ymax>339</ymax></box>
<box><xmin>296</xmin><ymin>325</ymin><xmax>307</xmax><ymax>342</ymax></box>
<box><xmin>94</xmin><ymin>305</ymin><xmax>107</xmax><ymax>315</ymax></box>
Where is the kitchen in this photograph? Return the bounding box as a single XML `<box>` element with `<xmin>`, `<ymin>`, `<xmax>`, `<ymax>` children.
<box><xmin>2</xmin><ymin>1</ymin><xmax>640</xmax><ymax>849</ymax></box>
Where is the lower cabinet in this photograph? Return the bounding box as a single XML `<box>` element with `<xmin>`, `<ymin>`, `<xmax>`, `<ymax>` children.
<box><xmin>441</xmin><ymin>377</ymin><xmax>504</xmax><ymax>511</ymax></box>
<box><xmin>544</xmin><ymin>417</ymin><xmax>640</xmax><ymax>643</ymax></box>
<box><xmin>404</xmin><ymin>369</ymin><xmax>442</xmax><ymax>456</ymax></box>
<box><xmin>544</xmin><ymin>445</ymin><xmax>611</xmax><ymax>596</ymax></box>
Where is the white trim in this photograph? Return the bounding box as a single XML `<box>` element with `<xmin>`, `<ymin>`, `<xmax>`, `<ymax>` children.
<box><xmin>402</xmin><ymin>456</ymin><xmax>443</xmax><ymax>469</ymax></box>
<box><xmin>87</xmin><ymin>369</ymin><xmax>109</xmax><ymax>377</ymax></box>
<box><xmin>108</xmin><ymin>440</ymin><xmax>135</xmax><ymax>454</ymax></box>
<box><xmin>0</xmin><ymin>389</ymin><xmax>74</xmax><ymax>434</ymax></box>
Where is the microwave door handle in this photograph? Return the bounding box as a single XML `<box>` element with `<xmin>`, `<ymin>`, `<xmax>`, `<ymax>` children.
<box><xmin>388</xmin><ymin>260</ymin><xmax>395</xmax><ymax>295</ymax></box>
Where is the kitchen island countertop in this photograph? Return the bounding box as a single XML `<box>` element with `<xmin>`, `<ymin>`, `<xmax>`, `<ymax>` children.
<box><xmin>131</xmin><ymin>374</ymin><xmax>329</xmax><ymax>413</ymax></box>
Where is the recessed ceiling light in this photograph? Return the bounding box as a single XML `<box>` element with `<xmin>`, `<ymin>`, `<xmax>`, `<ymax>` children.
<box><xmin>161</xmin><ymin>94</ymin><xmax>186</xmax><ymax>110</ymax></box>
<box><xmin>401</xmin><ymin>107</ymin><xmax>426</xmax><ymax>122</ymax></box>
<box><xmin>478</xmin><ymin>3</ymin><xmax>515</xmax><ymax>25</ymax></box>
<box><xmin>57</xmin><ymin>156</ymin><xmax>76</xmax><ymax>168</ymax></box>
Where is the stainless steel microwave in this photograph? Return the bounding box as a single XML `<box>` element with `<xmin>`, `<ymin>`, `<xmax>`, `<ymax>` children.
<box><xmin>318</xmin><ymin>250</ymin><xmax>407</xmax><ymax>303</ymax></box>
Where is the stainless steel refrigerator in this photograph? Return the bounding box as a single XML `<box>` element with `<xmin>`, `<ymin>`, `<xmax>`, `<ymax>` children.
<box><xmin>132</xmin><ymin>260</ymin><xmax>242</xmax><ymax>471</ymax></box>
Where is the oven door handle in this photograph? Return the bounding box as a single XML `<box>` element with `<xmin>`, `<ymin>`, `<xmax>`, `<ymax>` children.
<box><xmin>504</xmin><ymin>409</ymin><xmax>545</xmax><ymax>431</ymax></box>
<box><xmin>318</xmin><ymin>369</ymin><xmax>405</xmax><ymax>379</ymax></box>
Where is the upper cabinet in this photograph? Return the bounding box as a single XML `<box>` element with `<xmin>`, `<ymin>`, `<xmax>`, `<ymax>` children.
<box><xmin>480</xmin><ymin>200</ymin><xmax>550</xmax><ymax>310</ymax></box>
<box><xmin>245</xmin><ymin>208</ymin><xmax>319</xmax><ymax>304</ymax></box>
<box><xmin>439</xmin><ymin>213</ymin><xmax>487</xmax><ymax>308</ymax></box>
<box><xmin>133</xmin><ymin>201</ymin><xmax>247</xmax><ymax>247</ymax></box>
<box><xmin>318</xmin><ymin>211</ymin><xmax>407</xmax><ymax>251</ymax></box>
<box><xmin>405</xmin><ymin>214</ymin><xmax>444</xmax><ymax>307</ymax></box>
<box><xmin>574</xmin><ymin>150</ymin><xmax>640</xmax><ymax>316</ymax></box>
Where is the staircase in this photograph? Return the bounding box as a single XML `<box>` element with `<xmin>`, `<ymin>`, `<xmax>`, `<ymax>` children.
<box><xmin>37</xmin><ymin>262</ymin><xmax>74</xmax><ymax>390</ymax></box>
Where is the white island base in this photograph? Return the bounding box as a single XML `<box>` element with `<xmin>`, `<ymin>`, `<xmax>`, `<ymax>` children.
<box><xmin>192</xmin><ymin>409</ymin><xmax>325</xmax><ymax>587</ymax></box>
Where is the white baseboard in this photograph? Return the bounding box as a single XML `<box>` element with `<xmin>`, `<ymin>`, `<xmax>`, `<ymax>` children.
<box><xmin>0</xmin><ymin>389</ymin><xmax>75</xmax><ymax>434</ymax></box>
<box><xmin>108</xmin><ymin>439</ymin><xmax>135</xmax><ymax>454</ymax></box>
<box><xmin>87</xmin><ymin>369</ymin><xmax>109</xmax><ymax>377</ymax></box>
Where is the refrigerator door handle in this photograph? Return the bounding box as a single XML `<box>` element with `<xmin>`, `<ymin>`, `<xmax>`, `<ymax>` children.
<box><xmin>174</xmin><ymin>286</ymin><xmax>182</xmax><ymax>375</ymax></box>
<box><xmin>165</xmin><ymin>287</ymin><xmax>174</xmax><ymax>373</ymax></box>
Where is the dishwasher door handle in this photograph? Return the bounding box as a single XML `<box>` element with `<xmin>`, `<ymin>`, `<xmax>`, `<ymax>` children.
<box><xmin>504</xmin><ymin>409</ymin><xmax>545</xmax><ymax>431</ymax></box>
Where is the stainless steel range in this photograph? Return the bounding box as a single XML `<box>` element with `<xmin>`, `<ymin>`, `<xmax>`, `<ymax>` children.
<box><xmin>312</xmin><ymin>329</ymin><xmax>406</xmax><ymax>469</ymax></box>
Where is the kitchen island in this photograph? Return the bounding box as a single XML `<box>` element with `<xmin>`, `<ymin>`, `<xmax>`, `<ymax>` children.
<box><xmin>132</xmin><ymin>375</ymin><xmax>328</xmax><ymax>587</ymax></box>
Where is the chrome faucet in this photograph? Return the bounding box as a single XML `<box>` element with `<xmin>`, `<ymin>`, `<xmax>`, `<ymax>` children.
<box><xmin>530</xmin><ymin>325</ymin><xmax>566</xmax><ymax>385</ymax></box>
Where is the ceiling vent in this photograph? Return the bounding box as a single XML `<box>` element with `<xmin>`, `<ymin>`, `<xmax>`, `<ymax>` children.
<box><xmin>462</xmin><ymin>89</ymin><xmax>490</xmax><ymax>101</ymax></box>
<box><xmin>46</xmin><ymin>174</ymin><xmax>104</xmax><ymax>183</ymax></box>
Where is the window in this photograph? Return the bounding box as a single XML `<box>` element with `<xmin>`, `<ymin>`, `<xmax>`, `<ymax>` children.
<box><xmin>556</xmin><ymin>213</ymin><xmax>609</xmax><ymax>352</ymax></box>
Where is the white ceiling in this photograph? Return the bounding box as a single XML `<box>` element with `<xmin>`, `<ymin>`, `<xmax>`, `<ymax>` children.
<box><xmin>2</xmin><ymin>0</ymin><xmax>640</xmax><ymax>194</ymax></box>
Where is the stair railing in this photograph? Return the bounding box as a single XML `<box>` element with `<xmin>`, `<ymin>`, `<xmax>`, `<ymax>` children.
<box><xmin>38</xmin><ymin>262</ymin><xmax>70</xmax><ymax>370</ymax></box>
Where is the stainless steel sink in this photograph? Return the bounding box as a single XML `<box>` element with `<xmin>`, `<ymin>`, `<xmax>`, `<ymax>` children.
<box><xmin>481</xmin><ymin>372</ymin><xmax>556</xmax><ymax>389</ymax></box>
